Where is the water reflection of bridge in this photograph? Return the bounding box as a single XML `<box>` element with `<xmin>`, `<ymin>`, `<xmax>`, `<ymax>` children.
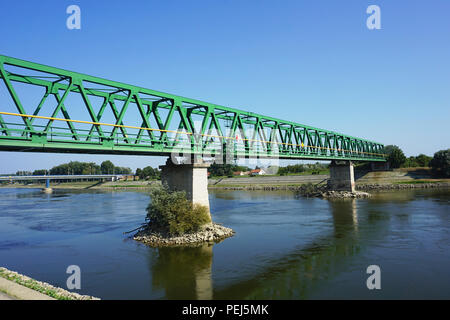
<box><xmin>150</xmin><ymin>245</ymin><xmax>214</xmax><ymax>300</ymax></box>
<box><xmin>148</xmin><ymin>197</ymin><xmax>391</xmax><ymax>299</ymax></box>
<box><xmin>214</xmin><ymin>200</ymin><xmax>365</xmax><ymax>299</ymax></box>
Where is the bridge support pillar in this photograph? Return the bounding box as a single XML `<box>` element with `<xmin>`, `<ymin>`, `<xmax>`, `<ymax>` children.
<box><xmin>159</xmin><ymin>158</ymin><xmax>211</xmax><ymax>218</ymax></box>
<box><xmin>328</xmin><ymin>160</ymin><xmax>355</xmax><ymax>192</ymax></box>
<box><xmin>42</xmin><ymin>178</ymin><xmax>53</xmax><ymax>194</ymax></box>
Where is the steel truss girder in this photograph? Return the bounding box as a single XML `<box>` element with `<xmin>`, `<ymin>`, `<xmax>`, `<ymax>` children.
<box><xmin>0</xmin><ymin>55</ymin><xmax>385</xmax><ymax>161</ymax></box>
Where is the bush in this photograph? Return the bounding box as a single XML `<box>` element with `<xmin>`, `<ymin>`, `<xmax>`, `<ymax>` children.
<box><xmin>297</xmin><ymin>182</ymin><xmax>320</xmax><ymax>197</ymax></box>
<box><xmin>401</xmin><ymin>154</ymin><xmax>432</xmax><ymax>168</ymax></box>
<box><xmin>415</xmin><ymin>154</ymin><xmax>432</xmax><ymax>167</ymax></box>
<box><xmin>277</xmin><ymin>163</ymin><xmax>328</xmax><ymax>175</ymax></box>
<box><xmin>146</xmin><ymin>185</ymin><xmax>211</xmax><ymax>236</ymax></box>
<box><xmin>383</xmin><ymin>145</ymin><xmax>406</xmax><ymax>168</ymax></box>
<box><xmin>430</xmin><ymin>149</ymin><xmax>450</xmax><ymax>178</ymax></box>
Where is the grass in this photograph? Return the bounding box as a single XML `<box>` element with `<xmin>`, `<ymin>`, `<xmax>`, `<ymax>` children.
<box><xmin>0</xmin><ymin>268</ymin><xmax>71</xmax><ymax>300</ymax></box>
<box><xmin>396</xmin><ymin>167</ymin><xmax>432</xmax><ymax>172</ymax></box>
<box><xmin>209</xmin><ymin>170</ymin><xmax>329</xmax><ymax>179</ymax></box>
<box><xmin>105</xmin><ymin>184</ymin><xmax>149</xmax><ymax>188</ymax></box>
<box><xmin>394</xmin><ymin>180</ymin><xmax>445</xmax><ymax>184</ymax></box>
<box><xmin>208</xmin><ymin>183</ymin><xmax>310</xmax><ymax>188</ymax></box>
<box><xmin>209</xmin><ymin>174</ymin><xmax>274</xmax><ymax>179</ymax></box>
<box><xmin>281</xmin><ymin>170</ymin><xmax>329</xmax><ymax>176</ymax></box>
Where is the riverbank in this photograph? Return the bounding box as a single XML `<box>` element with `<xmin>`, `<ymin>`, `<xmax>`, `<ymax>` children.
<box><xmin>0</xmin><ymin>180</ymin><xmax>158</xmax><ymax>190</ymax></box>
<box><xmin>357</xmin><ymin>182</ymin><xmax>450</xmax><ymax>191</ymax></box>
<box><xmin>2</xmin><ymin>181</ymin><xmax>449</xmax><ymax>191</ymax></box>
<box><xmin>207</xmin><ymin>181</ymin><xmax>450</xmax><ymax>191</ymax></box>
<box><xmin>0</xmin><ymin>267</ymin><xmax>100</xmax><ymax>300</ymax></box>
<box><xmin>1</xmin><ymin>169</ymin><xmax>449</xmax><ymax>192</ymax></box>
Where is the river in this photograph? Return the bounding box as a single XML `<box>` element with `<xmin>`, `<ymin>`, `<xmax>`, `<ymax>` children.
<box><xmin>0</xmin><ymin>187</ymin><xmax>449</xmax><ymax>299</ymax></box>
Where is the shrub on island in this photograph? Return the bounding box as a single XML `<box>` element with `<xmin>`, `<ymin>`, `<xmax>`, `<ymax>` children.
<box><xmin>146</xmin><ymin>185</ymin><xmax>211</xmax><ymax>236</ymax></box>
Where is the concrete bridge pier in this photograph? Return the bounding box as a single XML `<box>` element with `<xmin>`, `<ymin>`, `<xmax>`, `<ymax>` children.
<box><xmin>42</xmin><ymin>178</ymin><xmax>53</xmax><ymax>194</ymax></box>
<box><xmin>328</xmin><ymin>160</ymin><xmax>355</xmax><ymax>192</ymax></box>
<box><xmin>159</xmin><ymin>158</ymin><xmax>212</xmax><ymax>220</ymax></box>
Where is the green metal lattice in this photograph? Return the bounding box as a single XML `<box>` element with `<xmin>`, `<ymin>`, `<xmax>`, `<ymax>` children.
<box><xmin>0</xmin><ymin>55</ymin><xmax>385</xmax><ymax>162</ymax></box>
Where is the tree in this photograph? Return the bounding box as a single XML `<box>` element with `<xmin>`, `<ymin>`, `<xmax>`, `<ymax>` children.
<box><xmin>383</xmin><ymin>145</ymin><xmax>406</xmax><ymax>168</ymax></box>
<box><xmin>49</xmin><ymin>161</ymin><xmax>100</xmax><ymax>175</ymax></box>
<box><xmin>276</xmin><ymin>163</ymin><xmax>328</xmax><ymax>175</ymax></box>
<box><xmin>415</xmin><ymin>154</ymin><xmax>432</xmax><ymax>167</ymax></box>
<box><xmin>402</xmin><ymin>154</ymin><xmax>432</xmax><ymax>168</ymax></box>
<box><xmin>114</xmin><ymin>166</ymin><xmax>132</xmax><ymax>174</ymax></box>
<box><xmin>101</xmin><ymin>160</ymin><xmax>115</xmax><ymax>174</ymax></box>
<box><xmin>141</xmin><ymin>166</ymin><xmax>157</xmax><ymax>179</ymax></box>
<box><xmin>207</xmin><ymin>163</ymin><xmax>251</xmax><ymax>177</ymax></box>
<box><xmin>33</xmin><ymin>169</ymin><xmax>48</xmax><ymax>176</ymax></box>
<box><xmin>49</xmin><ymin>163</ymin><xmax>70</xmax><ymax>175</ymax></box>
<box><xmin>403</xmin><ymin>156</ymin><xmax>418</xmax><ymax>168</ymax></box>
<box><xmin>15</xmin><ymin>171</ymin><xmax>32</xmax><ymax>176</ymax></box>
<box><xmin>430</xmin><ymin>149</ymin><xmax>450</xmax><ymax>178</ymax></box>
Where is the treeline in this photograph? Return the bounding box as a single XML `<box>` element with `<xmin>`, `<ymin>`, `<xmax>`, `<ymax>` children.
<box><xmin>48</xmin><ymin>161</ymin><xmax>132</xmax><ymax>175</ymax></box>
<box><xmin>208</xmin><ymin>164</ymin><xmax>251</xmax><ymax>177</ymax></box>
<box><xmin>383</xmin><ymin>145</ymin><xmax>449</xmax><ymax>177</ymax></box>
<box><xmin>15</xmin><ymin>161</ymin><xmax>132</xmax><ymax>176</ymax></box>
<box><xmin>15</xmin><ymin>170</ymin><xmax>33</xmax><ymax>176</ymax></box>
<box><xmin>135</xmin><ymin>166</ymin><xmax>160</xmax><ymax>180</ymax></box>
<box><xmin>383</xmin><ymin>145</ymin><xmax>432</xmax><ymax>168</ymax></box>
<box><xmin>13</xmin><ymin>161</ymin><xmax>162</xmax><ymax>180</ymax></box>
<box><xmin>277</xmin><ymin>163</ymin><xmax>328</xmax><ymax>176</ymax></box>
<box><xmin>206</xmin><ymin>162</ymin><xmax>328</xmax><ymax>177</ymax></box>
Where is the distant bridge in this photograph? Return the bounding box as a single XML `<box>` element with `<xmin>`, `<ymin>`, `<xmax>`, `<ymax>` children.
<box><xmin>0</xmin><ymin>174</ymin><xmax>122</xmax><ymax>182</ymax></box>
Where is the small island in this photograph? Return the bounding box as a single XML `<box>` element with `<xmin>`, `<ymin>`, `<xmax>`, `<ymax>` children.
<box><xmin>133</xmin><ymin>185</ymin><xmax>235</xmax><ymax>247</ymax></box>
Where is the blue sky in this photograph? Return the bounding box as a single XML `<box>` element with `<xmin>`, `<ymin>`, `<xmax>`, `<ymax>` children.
<box><xmin>0</xmin><ymin>0</ymin><xmax>449</xmax><ymax>173</ymax></box>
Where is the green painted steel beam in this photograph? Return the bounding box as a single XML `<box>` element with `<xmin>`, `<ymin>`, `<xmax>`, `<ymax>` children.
<box><xmin>0</xmin><ymin>54</ymin><xmax>386</xmax><ymax>162</ymax></box>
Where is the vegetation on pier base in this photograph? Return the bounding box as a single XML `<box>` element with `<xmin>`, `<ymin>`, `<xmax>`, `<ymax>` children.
<box><xmin>296</xmin><ymin>182</ymin><xmax>370</xmax><ymax>198</ymax></box>
<box><xmin>146</xmin><ymin>186</ymin><xmax>211</xmax><ymax>236</ymax></box>
<box><xmin>297</xmin><ymin>182</ymin><xmax>323</xmax><ymax>197</ymax></box>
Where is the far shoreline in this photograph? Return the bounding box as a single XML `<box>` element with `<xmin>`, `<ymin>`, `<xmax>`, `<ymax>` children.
<box><xmin>1</xmin><ymin>171</ymin><xmax>449</xmax><ymax>192</ymax></box>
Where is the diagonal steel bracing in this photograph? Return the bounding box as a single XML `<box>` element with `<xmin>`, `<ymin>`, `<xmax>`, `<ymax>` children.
<box><xmin>0</xmin><ymin>55</ymin><xmax>385</xmax><ymax>161</ymax></box>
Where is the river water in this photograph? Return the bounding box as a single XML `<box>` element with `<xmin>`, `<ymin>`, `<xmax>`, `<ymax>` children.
<box><xmin>0</xmin><ymin>187</ymin><xmax>448</xmax><ymax>299</ymax></box>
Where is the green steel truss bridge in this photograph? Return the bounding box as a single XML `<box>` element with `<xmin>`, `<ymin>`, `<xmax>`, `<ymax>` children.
<box><xmin>0</xmin><ymin>55</ymin><xmax>385</xmax><ymax>162</ymax></box>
